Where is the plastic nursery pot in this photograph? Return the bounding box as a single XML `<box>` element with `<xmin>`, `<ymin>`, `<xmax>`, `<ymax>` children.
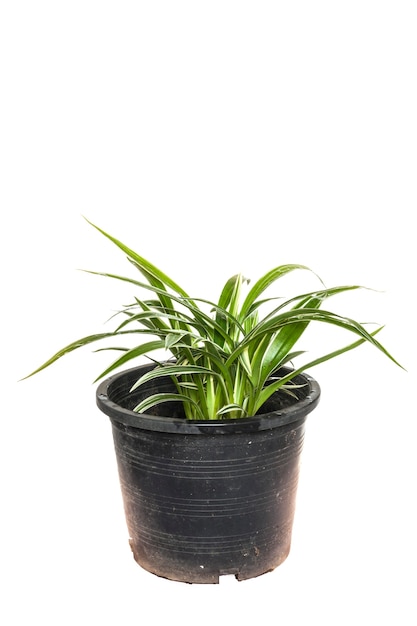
<box><xmin>96</xmin><ymin>364</ymin><xmax>320</xmax><ymax>584</ymax></box>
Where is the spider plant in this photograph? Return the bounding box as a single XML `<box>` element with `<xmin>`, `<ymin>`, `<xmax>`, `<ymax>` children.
<box><xmin>25</xmin><ymin>219</ymin><xmax>402</xmax><ymax>420</ymax></box>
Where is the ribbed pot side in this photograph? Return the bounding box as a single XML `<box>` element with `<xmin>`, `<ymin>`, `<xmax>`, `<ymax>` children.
<box><xmin>96</xmin><ymin>364</ymin><xmax>320</xmax><ymax>584</ymax></box>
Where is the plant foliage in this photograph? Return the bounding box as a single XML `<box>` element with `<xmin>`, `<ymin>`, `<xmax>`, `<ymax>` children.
<box><xmin>25</xmin><ymin>219</ymin><xmax>402</xmax><ymax>420</ymax></box>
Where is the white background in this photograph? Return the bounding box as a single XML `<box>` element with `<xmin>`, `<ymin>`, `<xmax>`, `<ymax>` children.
<box><xmin>1</xmin><ymin>1</ymin><xmax>416</xmax><ymax>624</ymax></box>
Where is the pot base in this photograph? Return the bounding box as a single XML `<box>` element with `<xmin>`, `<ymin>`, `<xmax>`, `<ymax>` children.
<box><xmin>129</xmin><ymin>535</ymin><xmax>292</xmax><ymax>584</ymax></box>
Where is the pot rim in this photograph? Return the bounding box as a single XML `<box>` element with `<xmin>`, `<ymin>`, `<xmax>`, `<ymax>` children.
<box><xmin>96</xmin><ymin>364</ymin><xmax>320</xmax><ymax>434</ymax></box>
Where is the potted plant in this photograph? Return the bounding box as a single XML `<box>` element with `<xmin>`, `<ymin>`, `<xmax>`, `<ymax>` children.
<box><xmin>24</xmin><ymin>219</ymin><xmax>402</xmax><ymax>583</ymax></box>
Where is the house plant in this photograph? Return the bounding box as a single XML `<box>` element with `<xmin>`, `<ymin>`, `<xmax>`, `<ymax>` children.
<box><xmin>25</xmin><ymin>219</ymin><xmax>402</xmax><ymax>583</ymax></box>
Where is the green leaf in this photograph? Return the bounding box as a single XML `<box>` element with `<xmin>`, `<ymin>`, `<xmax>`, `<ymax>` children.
<box><xmin>239</xmin><ymin>264</ymin><xmax>316</xmax><ymax>320</ymax></box>
<box><xmin>84</xmin><ymin>218</ymin><xmax>190</xmax><ymax>298</ymax></box>
<box><xmin>94</xmin><ymin>340</ymin><xmax>166</xmax><ymax>382</ymax></box>
<box><xmin>218</xmin><ymin>274</ymin><xmax>243</xmax><ymax>311</ymax></box>
<box><xmin>255</xmin><ymin>294</ymin><xmax>324</xmax><ymax>386</ymax></box>
<box><xmin>253</xmin><ymin>327</ymin><xmax>401</xmax><ymax>411</ymax></box>
<box><xmin>133</xmin><ymin>392</ymin><xmax>204</xmax><ymax>418</ymax></box>
<box><xmin>130</xmin><ymin>363</ymin><xmax>223</xmax><ymax>391</ymax></box>
<box><xmin>216</xmin><ymin>404</ymin><xmax>247</xmax><ymax>417</ymax></box>
<box><xmin>21</xmin><ymin>332</ymin><xmax>126</xmax><ymax>379</ymax></box>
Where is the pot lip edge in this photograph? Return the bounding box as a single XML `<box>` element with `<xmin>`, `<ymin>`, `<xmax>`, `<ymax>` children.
<box><xmin>96</xmin><ymin>364</ymin><xmax>321</xmax><ymax>434</ymax></box>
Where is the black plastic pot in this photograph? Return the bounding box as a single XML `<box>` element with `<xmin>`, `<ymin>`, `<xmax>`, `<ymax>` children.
<box><xmin>96</xmin><ymin>364</ymin><xmax>320</xmax><ymax>583</ymax></box>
